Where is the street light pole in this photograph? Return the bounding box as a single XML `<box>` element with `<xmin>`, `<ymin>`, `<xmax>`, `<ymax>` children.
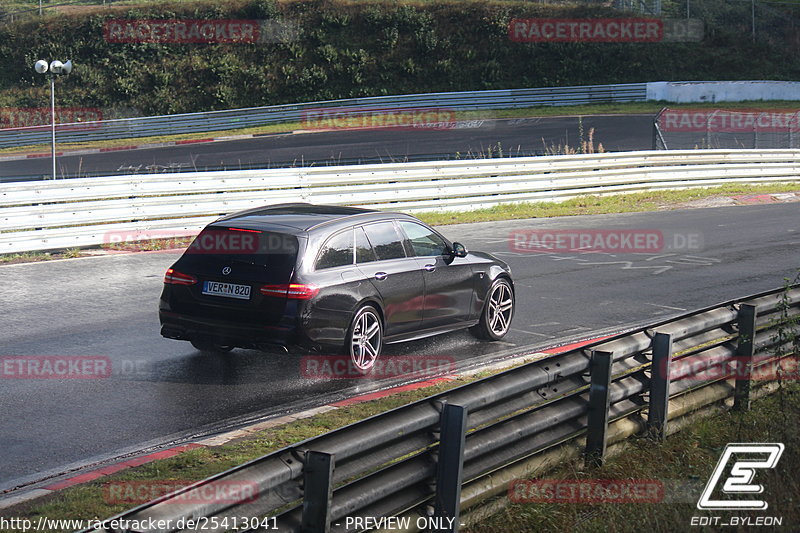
<box><xmin>50</xmin><ymin>76</ymin><xmax>56</xmax><ymax>180</ymax></box>
<box><xmin>34</xmin><ymin>59</ymin><xmax>72</xmax><ymax>180</ymax></box>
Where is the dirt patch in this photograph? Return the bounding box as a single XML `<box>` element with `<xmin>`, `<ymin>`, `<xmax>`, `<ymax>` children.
<box><xmin>664</xmin><ymin>191</ymin><xmax>800</xmax><ymax>210</ymax></box>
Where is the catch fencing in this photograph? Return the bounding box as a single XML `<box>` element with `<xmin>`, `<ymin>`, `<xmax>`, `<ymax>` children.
<box><xmin>0</xmin><ymin>84</ymin><xmax>647</xmax><ymax>149</ymax></box>
<box><xmin>654</xmin><ymin>108</ymin><xmax>800</xmax><ymax>150</ymax></box>
<box><xmin>1</xmin><ymin>149</ymin><xmax>798</xmax><ymax>254</ymax></box>
<box><xmin>78</xmin><ymin>284</ymin><xmax>800</xmax><ymax>533</ymax></box>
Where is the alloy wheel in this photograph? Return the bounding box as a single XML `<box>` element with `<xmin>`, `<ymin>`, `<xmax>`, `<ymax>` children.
<box><xmin>349</xmin><ymin>307</ymin><xmax>382</xmax><ymax>373</ymax></box>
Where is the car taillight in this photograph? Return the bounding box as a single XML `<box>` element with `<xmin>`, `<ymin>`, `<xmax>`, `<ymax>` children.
<box><xmin>164</xmin><ymin>268</ymin><xmax>197</xmax><ymax>285</ymax></box>
<box><xmin>260</xmin><ymin>283</ymin><xmax>319</xmax><ymax>300</ymax></box>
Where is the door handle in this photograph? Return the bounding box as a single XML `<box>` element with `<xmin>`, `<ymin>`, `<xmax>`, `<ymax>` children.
<box><xmin>424</xmin><ymin>264</ymin><xmax>436</xmax><ymax>272</ymax></box>
<box><xmin>374</xmin><ymin>272</ymin><xmax>388</xmax><ymax>281</ymax></box>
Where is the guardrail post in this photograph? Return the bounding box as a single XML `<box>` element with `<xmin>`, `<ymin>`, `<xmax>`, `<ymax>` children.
<box><xmin>301</xmin><ymin>451</ymin><xmax>335</xmax><ymax>533</ymax></box>
<box><xmin>647</xmin><ymin>332</ymin><xmax>673</xmax><ymax>440</ymax></box>
<box><xmin>434</xmin><ymin>403</ymin><xmax>468</xmax><ymax>533</ymax></box>
<box><xmin>734</xmin><ymin>304</ymin><xmax>758</xmax><ymax>412</ymax></box>
<box><xmin>652</xmin><ymin>121</ymin><xmax>657</xmax><ymax>150</ymax></box>
<box><xmin>585</xmin><ymin>350</ymin><xmax>614</xmax><ymax>467</ymax></box>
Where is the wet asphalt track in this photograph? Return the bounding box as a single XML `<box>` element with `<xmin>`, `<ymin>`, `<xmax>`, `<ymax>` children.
<box><xmin>0</xmin><ymin>114</ymin><xmax>654</xmax><ymax>179</ymax></box>
<box><xmin>0</xmin><ymin>202</ymin><xmax>798</xmax><ymax>493</ymax></box>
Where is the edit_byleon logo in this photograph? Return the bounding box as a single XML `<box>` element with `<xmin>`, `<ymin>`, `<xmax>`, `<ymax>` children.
<box><xmin>697</xmin><ymin>443</ymin><xmax>784</xmax><ymax>511</ymax></box>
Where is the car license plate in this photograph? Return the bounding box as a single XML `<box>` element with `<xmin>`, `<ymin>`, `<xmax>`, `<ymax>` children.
<box><xmin>203</xmin><ymin>281</ymin><xmax>251</xmax><ymax>300</ymax></box>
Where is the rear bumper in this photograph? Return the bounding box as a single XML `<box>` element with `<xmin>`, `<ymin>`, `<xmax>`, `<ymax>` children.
<box><xmin>159</xmin><ymin>310</ymin><xmax>305</xmax><ymax>352</ymax></box>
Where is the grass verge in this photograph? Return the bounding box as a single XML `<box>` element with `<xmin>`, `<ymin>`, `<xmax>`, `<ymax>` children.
<box><xmin>0</xmin><ymin>248</ymin><xmax>86</xmax><ymax>265</ymax></box>
<box><xmin>415</xmin><ymin>183</ymin><xmax>799</xmax><ymax>225</ymax></box>
<box><xmin>464</xmin><ymin>382</ymin><xmax>800</xmax><ymax>533</ymax></box>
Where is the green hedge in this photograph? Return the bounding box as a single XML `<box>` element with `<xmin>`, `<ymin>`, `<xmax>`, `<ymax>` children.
<box><xmin>0</xmin><ymin>0</ymin><xmax>797</xmax><ymax>115</ymax></box>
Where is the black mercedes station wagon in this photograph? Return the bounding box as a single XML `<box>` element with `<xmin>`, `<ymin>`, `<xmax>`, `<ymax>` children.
<box><xmin>159</xmin><ymin>204</ymin><xmax>514</xmax><ymax>373</ymax></box>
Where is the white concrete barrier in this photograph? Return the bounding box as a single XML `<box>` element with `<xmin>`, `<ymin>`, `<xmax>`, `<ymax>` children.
<box><xmin>2</xmin><ymin>149</ymin><xmax>799</xmax><ymax>254</ymax></box>
<box><xmin>647</xmin><ymin>81</ymin><xmax>800</xmax><ymax>103</ymax></box>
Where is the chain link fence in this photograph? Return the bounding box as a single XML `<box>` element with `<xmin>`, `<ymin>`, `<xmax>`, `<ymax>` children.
<box><xmin>654</xmin><ymin>107</ymin><xmax>800</xmax><ymax>149</ymax></box>
<box><xmin>613</xmin><ymin>0</ymin><xmax>663</xmax><ymax>15</ymax></box>
<box><xmin>0</xmin><ymin>0</ymin><xmax>118</xmax><ymax>24</ymax></box>
<box><xmin>661</xmin><ymin>0</ymin><xmax>800</xmax><ymax>44</ymax></box>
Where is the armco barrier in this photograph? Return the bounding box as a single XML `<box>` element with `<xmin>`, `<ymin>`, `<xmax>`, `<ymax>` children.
<box><xmin>76</xmin><ymin>285</ymin><xmax>799</xmax><ymax>533</ymax></box>
<box><xmin>1</xmin><ymin>149</ymin><xmax>798</xmax><ymax>254</ymax></box>
<box><xmin>3</xmin><ymin>80</ymin><xmax>798</xmax><ymax>150</ymax></box>
<box><xmin>0</xmin><ymin>83</ymin><xmax>645</xmax><ymax>149</ymax></box>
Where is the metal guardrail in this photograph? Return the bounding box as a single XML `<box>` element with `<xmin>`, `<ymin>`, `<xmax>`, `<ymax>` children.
<box><xmin>77</xmin><ymin>285</ymin><xmax>800</xmax><ymax>533</ymax></box>
<box><xmin>1</xmin><ymin>149</ymin><xmax>798</xmax><ymax>254</ymax></box>
<box><xmin>0</xmin><ymin>83</ymin><xmax>647</xmax><ymax>149</ymax></box>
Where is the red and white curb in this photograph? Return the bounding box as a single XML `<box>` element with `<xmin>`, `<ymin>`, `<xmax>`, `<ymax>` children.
<box><xmin>0</xmin><ymin>138</ymin><xmax>215</xmax><ymax>163</ymax></box>
<box><xmin>0</xmin><ymin>130</ymin><xmax>302</xmax><ymax>163</ymax></box>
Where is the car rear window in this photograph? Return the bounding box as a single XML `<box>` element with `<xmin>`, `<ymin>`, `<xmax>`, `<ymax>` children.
<box><xmin>355</xmin><ymin>226</ymin><xmax>377</xmax><ymax>263</ymax></box>
<box><xmin>178</xmin><ymin>227</ymin><xmax>299</xmax><ymax>280</ymax></box>
<box><xmin>316</xmin><ymin>230</ymin><xmax>353</xmax><ymax>270</ymax></box>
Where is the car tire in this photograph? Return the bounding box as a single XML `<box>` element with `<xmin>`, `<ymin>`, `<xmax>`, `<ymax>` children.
<box><xmin>190</xmin><ymin>339</ymin><xmax>234</xmax><ymax>353</ymax></box>
<box><xmin>470</xmin><ymin>277</ymin><xmax>514</xmax><ymax>341</ymax></box>
<box><xmin>345</xmin><ymin>305</ymin><xmax>383</xmax><ymax>374</ymax></box>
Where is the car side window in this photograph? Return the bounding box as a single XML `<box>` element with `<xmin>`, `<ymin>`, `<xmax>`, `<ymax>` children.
<box><xmin>355</xmin><ymin>226</ymin><xmax>377</xmax><ymax>263</ymax></box>
<box><xmin>315</xmin><ymin>230</ymin><xmax>353</xmax><ymax>270</ymax></box>
<box><xmin>363</xmin><ymin>221</ymin><xmax>407</xmax><ymax>260</ymax></box>
<box><xmin>398</xmin><ymin>221</ymin><xmax>448</xmax><ymax>257</ymax></box>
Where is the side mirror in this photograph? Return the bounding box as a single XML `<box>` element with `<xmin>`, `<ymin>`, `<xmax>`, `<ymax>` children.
<box><xmin>451</xmin><ymin>242</ymin><xmax>468</xmax><ymax>258</ymax></box>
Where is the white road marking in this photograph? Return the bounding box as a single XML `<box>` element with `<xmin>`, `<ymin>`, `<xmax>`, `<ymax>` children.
<box><xmin>581</xmin><ymin>260</ymin><xmax>673</xmax><ymax>275</ymax></box>
<box><xmin>644</xmin><ymin>302</ymin><xmax>687</xmax><ymax>311</ymax></box>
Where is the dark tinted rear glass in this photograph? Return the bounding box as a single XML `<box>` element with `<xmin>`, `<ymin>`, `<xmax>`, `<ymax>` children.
<box><xmin>178</xmin><ymin>227</ymin><xmax>299</xmax><ymax>281</ymax></box>
<box><xmin>355</xmin><ymin>227</ymin><xmax>377</xmax><ymax>263</ymax></box>
<box><xmin>363</xmin><ymin>222</ymin><xmax>406</xmax><ymax>260</ymax></box>
<box><xmin>316</xmin><ymin>230</ymin><xmax>353</xmax><ymax>270</ymax></box>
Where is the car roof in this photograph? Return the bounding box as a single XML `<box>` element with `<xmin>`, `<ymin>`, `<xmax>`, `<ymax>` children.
<box><xmin>209</xmin><ymin>203</ymin><xmax>414</xmax><ymax>234</ymax></box>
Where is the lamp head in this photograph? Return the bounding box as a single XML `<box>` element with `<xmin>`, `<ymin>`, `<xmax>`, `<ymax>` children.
<box><xmin>34</xmin><ymin>59</ymin><xmax>49</xmax><ymax>74</ymax></box>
